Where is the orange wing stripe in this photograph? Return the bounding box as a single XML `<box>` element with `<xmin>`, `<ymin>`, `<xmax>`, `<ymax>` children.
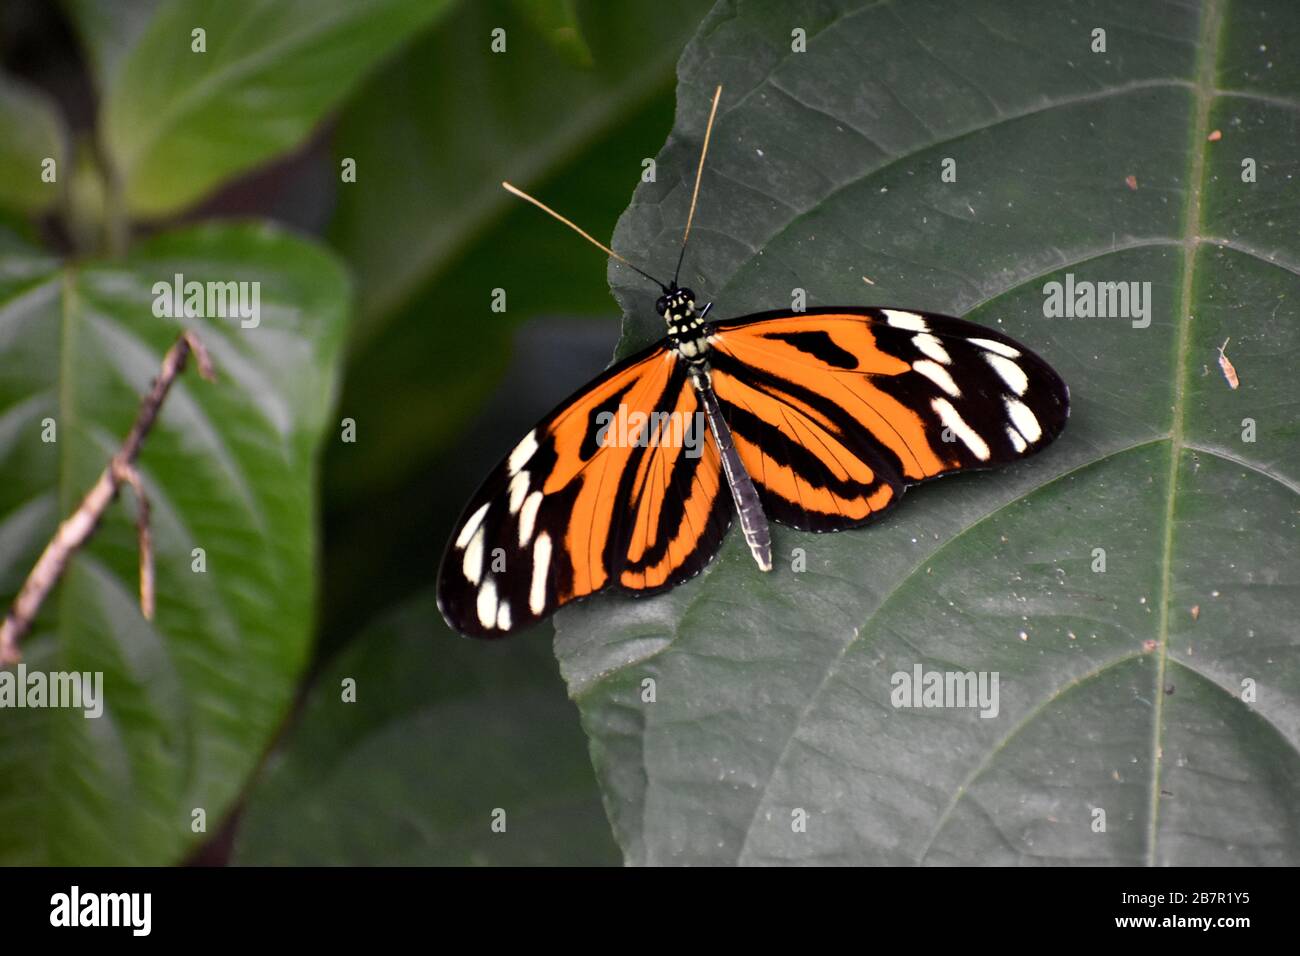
<box><xmin>712</xmin><ymin>318</ymin><xmax>950</xmax><ymax>479</ymax></box>
<box><xmin>548</xmin><ymin>352</ymin><xmax>677</xmax><ymax>598</ymax></box>
<box><xmin>713</xmin><ymin>372</ymin><xmax>876</xmax><ymax>484</ymax></box>
<box><xmin>625</xmin><ymin>383</ymin><xmax>700</xmax><ymax>565</ymax></box>
<box><xmin>620</xmin><ymin>428</ymin><xmax>722</xmax><ymax>589</ymax></box>
<box><xmin>710</xmin><ymin>368</ymin><xmax>894</xmax><ymax>522</ymax></box>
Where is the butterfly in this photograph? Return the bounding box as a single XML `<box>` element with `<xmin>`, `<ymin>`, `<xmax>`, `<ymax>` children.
<box><xmin>437</xmin><ymin>87</ymin><xmax>1069</xmax><ymax>638</ymax></box>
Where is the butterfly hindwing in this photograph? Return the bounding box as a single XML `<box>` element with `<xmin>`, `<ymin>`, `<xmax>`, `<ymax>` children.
<box><xmin>707</xmin><ymin>307</ymin><xmax>1068</xmax><ymax>532</ymax></box>
<box><xmin>706</xmin><ymin>350</ymin><xmax>905</xmax><ymax>532</ymax></box>
<box><xmin>437</xmin><ymin>342</ymin><xmax>732</xmax><ymax>637</ymax></box>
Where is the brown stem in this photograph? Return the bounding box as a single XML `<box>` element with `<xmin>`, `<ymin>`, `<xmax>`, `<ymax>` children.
<box><xmin>112</xmin><ymin>460</ymin><xmax>154</xmax><ymax>621</ymax></box>
<box><xmin>0</xmin><ymin>330</ymin><xmax>215</xmax><ymax>666</ymax></box>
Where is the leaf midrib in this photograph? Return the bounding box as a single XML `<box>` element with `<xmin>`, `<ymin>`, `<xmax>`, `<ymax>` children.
<box><xmin>1147</xmin><ymin>0</ymin><xmax>1225</xmax><ymax>867</ymax></box>
<box><xmin>45</xmin><ymin>265</ymin><xmax>79</xmax><ymax>867</ymax></box>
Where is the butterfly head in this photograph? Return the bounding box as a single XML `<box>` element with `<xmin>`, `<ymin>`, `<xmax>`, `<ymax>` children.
<box><xmin>657</xmin><ymin>286</ymin><xmax>697</xmax><ymax>327</ymax></box>
<box><xmin>658</xmin><ymin>285</ymin><xmax>713</xmax><ymax>361</ymax></box>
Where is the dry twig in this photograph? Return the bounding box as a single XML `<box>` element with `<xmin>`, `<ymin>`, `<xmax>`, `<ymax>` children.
<box><xmin>0</xmin><ymin>330</ymin><xmax>214</xmax><ymax>666</ymax></box>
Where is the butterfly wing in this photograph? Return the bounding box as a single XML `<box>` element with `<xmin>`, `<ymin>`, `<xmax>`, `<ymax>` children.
<box><xmin>707</xmin><ymin>307</ymin><xmax>1068</xmax><ymax>532</ymax></box>
<box><xmin>438</xmin><ymin>341</ymin><xmax>731</xmax><ymax>637</ymax></box>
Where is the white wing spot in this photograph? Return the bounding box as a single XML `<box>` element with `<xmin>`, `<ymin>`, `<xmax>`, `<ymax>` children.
<box><xmin>970</xmin><ymin>337</ymin><xmax>1020</xmax><ymax>359</ymax></box>
<box><xmin>518</xmin><ymin>491</ymin><xmax>543</xmax><ymax>546</ymax></box>
<box><xmin>496</xmin><ymin>600</ymin><xmax>512</xmax><ymax>631</ymax></box>
<box><xmin>932</xmin><ymin>397</ymin><xmax>990</xmax><ymax>461</ymax></box>
<box><xmin>912</xmin><ymin>332</ymin><xmax>951</xmax><ymax>364</ymax></box>
<box><xmin>986</xmin><ymin>353</ymin><xmax>1028</xmax><ymax>395</ymax></box>
<box><xmin>507</xmin><ymin>471</ymin><xmax>530</xmax><ymax>514</ymax></box>
<box><xmin>462</xmin><ymin>526</ymin><xmax>485</xmax><ymax>585</ymax></box>
<box><xmin>913</xmin><ymin>359</ymin><xmax>961</xmax><ymax>397</ymax></box>
<box><xmin>1007</xmin><ymin>425</ymin><xmax>1028</xmax><ymax>453</ymax></box>
<box><xmin>1006</xmin><ymin>398</ymin><xmax>1042</xmax><ymax>443</ymax></box>
<box><xmin>884</xmin><ymin>310</ymin><xmax>928</xmax><ymax>332</ymax></box>
<box><xmin>530</xmin><ymin>533</ymin><xmax>552</xmax><ymax>616</ymax></box>
<box><xmin>454</xmin><ymin>502</ymin><xmax>490</xmax><ymax>549</ymax></box>
<box><xmin>507</xmin><ymin>430</ymin><xmax>539</xmax><ymax>476</ymax></box>
<box><xmin>476</xmin><ymin>577</ymin><xmax>499</xmax><ymax>629</ymax></box>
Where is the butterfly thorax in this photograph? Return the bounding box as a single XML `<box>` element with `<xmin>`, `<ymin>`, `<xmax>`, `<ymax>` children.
<box><xmin>657</xmin><ymin>285</ymin><xmax>711</xmax><ymax>365</ymax></box>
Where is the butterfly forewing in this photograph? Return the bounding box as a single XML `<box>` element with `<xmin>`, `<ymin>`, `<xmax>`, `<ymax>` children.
<box><xmin>708</xmin><ymin>307</ymin><xmax>1068</xmax><ymax>532</ymax></box>
<box><xmin>437</xmin><ymin>342</ymin><xmax>732</xmax><ymax>637</ymax></box>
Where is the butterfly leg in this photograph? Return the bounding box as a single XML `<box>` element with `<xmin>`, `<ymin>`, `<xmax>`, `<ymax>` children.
<box><xmin>691</xmin><ymin>367</ymin><xmax>772</xmax><ymax>572</ymax></box>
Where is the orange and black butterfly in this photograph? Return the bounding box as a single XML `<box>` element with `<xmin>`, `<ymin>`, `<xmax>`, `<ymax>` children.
<box><xmin>437</xmin><ymin>88</ymin><xmax>1069</xmax><ymax>638</ymax></box>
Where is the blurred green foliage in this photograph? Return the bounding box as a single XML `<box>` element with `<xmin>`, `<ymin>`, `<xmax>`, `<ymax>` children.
<box><xmin>0</xmin><ymin>0</ymin><xmax>712</xmax><ymax>864</ymax></box>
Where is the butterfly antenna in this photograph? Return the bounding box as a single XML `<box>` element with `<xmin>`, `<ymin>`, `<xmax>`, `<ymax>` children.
<box><xmin>673</xmin><ymin>84</ymin><xmax>723</xmax><ymax>287</ymax></box>
<box><xmin>501</xmin><ymin>181</ymin><xmax>667</xmax><ymax>290</ymax></box>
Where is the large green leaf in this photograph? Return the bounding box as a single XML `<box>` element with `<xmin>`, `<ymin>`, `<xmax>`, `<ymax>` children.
<box><xmin>554</xmin><ymin>0</ymin><xmax>1299</xmax><ymax>864</ymax></box>
<box><xmin>0</xmin><ymin>223</ymin><xmax>348</xmax><ymax>864</ymax></box>
<box><xmin>233</xmin><ymin>592</ymin><xmax>619</xmax><ymax>865</ymax></box>
<box><xmin>96</xmin><ymin>0</ymin><xmax>451</xmax><ymax>217</ymax></box>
